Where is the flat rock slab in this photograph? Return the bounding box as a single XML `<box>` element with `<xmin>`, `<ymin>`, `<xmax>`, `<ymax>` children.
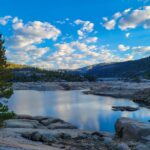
<box><xmin>4</xmin><ymin>116</ymin><xmax>77</xmax><ymax>130</ymax></box>
<box><xmin>47</xmin><ymin>122</ymin><xmax>77</xmax><ymax>129</ymax></box>
<box><xmin>41</xmin><ymin>118</ymin><xmax>65</xmax><ymax>126</ymax></box>
<box><xmin>4</xmin><ymin>119</ymin><xmax>45</xmax><ymax>129</ymax></box>
<box><xmin>0</xmin><ymin>137</ymin><xmax>62</xmax><ymax>150</ymax></box>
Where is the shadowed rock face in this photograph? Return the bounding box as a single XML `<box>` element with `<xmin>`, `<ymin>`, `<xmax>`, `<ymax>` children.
<box><xmin>115</xmin><ymin>117</ymin><xmax>150</xmax><ymax>141</ymax></box>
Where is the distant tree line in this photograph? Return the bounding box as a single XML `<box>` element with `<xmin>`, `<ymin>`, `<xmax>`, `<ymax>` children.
<box><xmin>8</xmin><ymin>66</ymin><xmax>96</xmax><ymax>82</ymax></box>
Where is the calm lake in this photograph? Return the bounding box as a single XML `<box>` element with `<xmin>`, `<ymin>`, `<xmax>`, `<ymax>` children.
<box><xmin>6</xmin><ymin>90</ymin><xmax>150</xmax><ymax>132</ymax></box>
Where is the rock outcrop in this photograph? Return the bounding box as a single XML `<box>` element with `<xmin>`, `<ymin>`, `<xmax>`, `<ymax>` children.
<box><xmin>112</xmin><ymin>106</ymin><xmax>139</xmax><ymax>111</ymax></box>
<box><xmin>83</xmin><ymin>81</ymin><xmax>150</xmax><ymax>102</ymax></box>
<box><xmin>115</xmin><ymin>117</ymin><xmax>150</xmax><ymax>142</ymax></box>
<box><xmin>0</xmin><ymin>115</ymin><xmax>109</xmax><ymax>150</ymax></box>
<box><xmin>1</xmin><ymin>116</ymin><xmax>150</xmax><ymax>150</ymax></box>
<box><xmin>4</xmin><ymin>115</ymin><xmax>77</xmax><ymax>130</ymax></box>
<box><xmin>133</xmin><ymin>88</ymin><xmax>150</xmax><ymax>106</ymax></box>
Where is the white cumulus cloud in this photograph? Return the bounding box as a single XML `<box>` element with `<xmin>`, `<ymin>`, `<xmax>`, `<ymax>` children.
<box><xmin>8</xmin><ymin>17</ymin><xmax>61</xmax><ymax>49</ymax></box>
<box><xmin>119</xmin><ymin>6</ymin><xmax>150</xmax><ymax>30</ymax></box>
<box><xmin>125</xmin><ymin>32</ymin><xmax>130</xmax><ymax>38</ymax></box>
<box><xmin>103</xmin><ymin>19</ymin><xmax>116</xmax><ymax>30</ymax></box>
<box><xmin>5</xmin><ymin>17</ymin><xmax>61</xmax><ymax>67</ymax></box>
<box><xmin>118</xmin><ymin>44</ymin><xmax>130</xmax><ymax>51</ymax></box>
<box><xmin>102</xmin><ymin>6</ymin><xmax>150</xmax><ymax>31</ymax></box>
<box><xmin>0</xmin><ymin>16</ymin><xmax>12</xmax><ymax>25</ymax></box>
<box><xmin>75</xmin><ymin>19</ymin><xmax>94</xmax><ymax>39</ymax></box>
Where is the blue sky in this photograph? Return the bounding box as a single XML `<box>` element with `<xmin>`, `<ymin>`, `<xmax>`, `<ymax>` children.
<box><xmin>0</xmin><ymin>0</ymin><xmax>150</xmax><ymax>69</ymax></box>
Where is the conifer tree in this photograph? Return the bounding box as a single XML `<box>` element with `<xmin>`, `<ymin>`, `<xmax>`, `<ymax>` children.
<box><xmin>0</xmin><ymin>34</ymin><xmax>14</xmax><ymax>123</ymax></box>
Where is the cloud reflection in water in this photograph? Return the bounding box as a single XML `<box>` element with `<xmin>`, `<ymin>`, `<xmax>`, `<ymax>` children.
<box><xmin>8</xmin><ymin>90</ymin><xmax>150</xmax><ymax>132</ymax></box>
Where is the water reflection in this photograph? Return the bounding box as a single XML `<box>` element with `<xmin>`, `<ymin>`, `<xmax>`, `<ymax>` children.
<box><xmin>8</xmin><ymin>90</ymin><xmax>150</xmax><ymax>132</ymax></box>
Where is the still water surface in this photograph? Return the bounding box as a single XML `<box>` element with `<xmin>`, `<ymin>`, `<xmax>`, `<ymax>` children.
<box><xmin>6</xmin><ymin>90</ymin><xmax>150</xmax><ymax>132</ymax></box>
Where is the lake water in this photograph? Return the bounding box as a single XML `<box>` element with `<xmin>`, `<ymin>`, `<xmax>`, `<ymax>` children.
<box><xmin>5</xmin><ymin>90</ymin><xmax>150</xmax><ymax>132</ymax></box>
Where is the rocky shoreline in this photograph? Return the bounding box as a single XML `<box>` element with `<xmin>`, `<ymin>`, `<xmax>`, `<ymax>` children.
<box><xmin>13</xmin><ymin>81</ymin><xmax>150</xmax><ymax>91</ymax></box>
<box><xmin>13</xmin><ymin>82</ymin><xmax>97</xmax><ymax>91</ymax></box>
<box><xmin>82</xmin><ymin>81</ymin><xmax>150</xmax><ymax>106</ymax></box>
<box><xmin>0</xmin><ymin>115</ymin><xmax>150</xmax><ymax>150</ymax></box>
<box><xmin>3</xmin><ymin>81</ymin><xmax>149</xmax><ymax>149</ymax></box>
<box><xmin>13</xmin><ymin>81</ymin><xmax>150</xmax><ymax>106</ymax></box>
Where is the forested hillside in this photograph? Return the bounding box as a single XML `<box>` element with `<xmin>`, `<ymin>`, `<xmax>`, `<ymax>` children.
<box><xmin>76</xmin><ymin>56</ymin><xmax>150</xmax><ymax>79</ymax></box>
<box><xmin>8</xmin><ymin>63</ymin><xmax>95</xmax><ymax>82</ymax></box>
<box><xmin>8</xmin><ymin>56</ymin><xmax>150</xmax><ymax>82</ymax></box>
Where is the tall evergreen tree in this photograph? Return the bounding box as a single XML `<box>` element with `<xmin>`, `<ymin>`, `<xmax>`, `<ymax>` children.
<box><xmin>0</xmin><ymin>34</ymin><xmax>14</xmax><ymax>123</ymax></box>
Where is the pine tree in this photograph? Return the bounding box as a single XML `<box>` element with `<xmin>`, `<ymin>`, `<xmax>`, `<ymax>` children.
<box><xmin>0</xmin><ymin>34</ymin><xmax>14</xmax><ymax>123</ymax></box>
